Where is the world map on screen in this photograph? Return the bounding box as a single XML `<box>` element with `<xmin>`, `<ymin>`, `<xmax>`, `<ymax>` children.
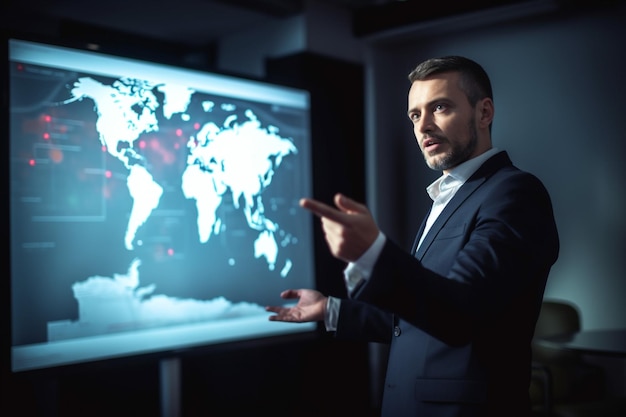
<box><xmin>69</xmin><ymin>76</ymin><xmax>297</xmax><ymax>271</ymax></box>
<box><xmin>9</xmin><ymin>41</ymin><xmax>316</xmax><ymax>370</ymax></box>
<box><xmin>44</xmin><ymin>75</ymin><xmax>303</xmax><ymax>340</ymax></box>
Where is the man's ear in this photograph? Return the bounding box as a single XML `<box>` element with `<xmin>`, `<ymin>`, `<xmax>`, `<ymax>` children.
<box><xmin>477</xmin><ymin>98</ymin><xmax>494</xmax><ymax>128</ymax></box>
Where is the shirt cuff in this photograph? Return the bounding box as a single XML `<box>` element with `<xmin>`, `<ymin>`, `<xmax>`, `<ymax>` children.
<box><xmin>343</xmin><ymin>231</ymin><xmax>386</xmax><ymax>293</ymax></box>
<box><xmin>325</xmin><ymin>296</ymin><xmax>340</xmax><ymax>331</ymax></box>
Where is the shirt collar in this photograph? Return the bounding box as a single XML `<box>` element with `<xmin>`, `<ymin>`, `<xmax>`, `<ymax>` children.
<box><xmin>448</xmin><ymin>147</ymin><xmax>500</xmax><ymax>182</ymax></box>
<box><xmin>426</xmin><ymin>147</ymin><xmax>500</xmax><ymax>200</ymax></box>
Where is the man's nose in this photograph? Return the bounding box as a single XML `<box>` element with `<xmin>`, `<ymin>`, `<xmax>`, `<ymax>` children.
<box><xmin>416</xmin><ymin>113</ymin><xmax>434</xmax><ymax>134</ymax></box>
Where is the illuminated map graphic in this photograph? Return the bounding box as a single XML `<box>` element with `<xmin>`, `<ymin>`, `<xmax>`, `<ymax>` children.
<box><xmin>43</xmin><ymin>76</ymin><xmax>301</xmax><ymax>340</ymax></box>
<box><xmin>10</xmin><ymin>41</ymin><xmax>314</xmax><ymax>371</ymax></box>
<box><xmin>68</xmin><ymin>76</ymin><xmax>297</xmax><ymax>270</ymax></box>
<box><xmin>9</xmin><ymin>67</ymin><xmax>309</xmax><ymax>342</ymax></box>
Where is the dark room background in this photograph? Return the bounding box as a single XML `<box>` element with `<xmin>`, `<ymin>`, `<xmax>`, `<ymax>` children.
<box><xmin>2</xmin><ymin>0</ymin><xmax>625</xmax><ymax>415</ymax></box>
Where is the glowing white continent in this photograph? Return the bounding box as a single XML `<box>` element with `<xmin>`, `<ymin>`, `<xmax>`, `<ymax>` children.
<box><xmin>125</xmin><ymin>165</ymin><xmax>164</xmax><ymax>250</ymax></box>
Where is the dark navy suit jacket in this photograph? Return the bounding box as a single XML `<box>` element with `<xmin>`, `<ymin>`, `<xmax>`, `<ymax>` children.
<box><xmin>335</xmin><ymin>151</ymin><xmax>559</xmax><ymax>417</ymax></box>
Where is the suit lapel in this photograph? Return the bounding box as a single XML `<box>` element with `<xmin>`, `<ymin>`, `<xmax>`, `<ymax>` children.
<box><xmin>411</xmin><ymin>211</ymin><xmax>430</xmax><ymax>255</ymax></box>
<box><xmin>414</xmin><ymin>151</ymin><xmax>512</xmax><ymax>260</ymax></box>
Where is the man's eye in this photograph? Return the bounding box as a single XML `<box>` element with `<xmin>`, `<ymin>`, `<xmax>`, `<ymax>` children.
<box><xmin>410</xmin><ymin>113</ymin><xmax>420</xmax><ymax>122</ymax></box>
<box><xmin>434</xmin><ymin>104</ymin><xmax>447</xmax><ymax>112</ymax></box>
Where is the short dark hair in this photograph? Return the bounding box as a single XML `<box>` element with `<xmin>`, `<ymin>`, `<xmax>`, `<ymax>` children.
<box><xmin>408</xmin><ymin>56</ymin><xmax>493</xmax><ymax>106</ymax></box>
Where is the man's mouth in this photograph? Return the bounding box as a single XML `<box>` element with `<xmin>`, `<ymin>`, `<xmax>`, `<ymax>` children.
<box><xmin>423</xmin><ymin>137</ymin><xmax>441</xmax><ymax>150</ymax></box>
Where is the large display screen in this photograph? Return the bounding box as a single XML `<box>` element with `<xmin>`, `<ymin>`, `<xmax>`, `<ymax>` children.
<box><xmin>9</xmin><ymin>38</ymin><xmax>316</xmax><ymax>372</ymax></box>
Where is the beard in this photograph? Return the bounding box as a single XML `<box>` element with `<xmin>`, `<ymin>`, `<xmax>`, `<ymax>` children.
<box><xmin>424</xmin><ymin>118</ymin><xmax>478</xmax><ymax>171</ymax></box>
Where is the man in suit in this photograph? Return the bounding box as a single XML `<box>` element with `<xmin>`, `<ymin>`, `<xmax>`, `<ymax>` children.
<box><xmin>265</xmin><ymin>56</ymin><xmax>559</xmax><ymax>417</ymax></box>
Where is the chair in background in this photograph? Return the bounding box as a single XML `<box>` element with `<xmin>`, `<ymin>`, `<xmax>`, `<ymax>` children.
<box><xmin>530</xmin><ymin>300</ymin><xmax>606</xmax><ymax>417</ymax></box>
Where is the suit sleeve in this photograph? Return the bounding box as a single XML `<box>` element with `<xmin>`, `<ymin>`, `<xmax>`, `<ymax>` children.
<box><xmin>334</xmin><ymin>298</ymin><xmax>394</xmax><ymax>344</ymax></box>
<box><xmin>351</xmin><ymin>170</ymin><xmax>559</xmax><ymax>346</ymax></box>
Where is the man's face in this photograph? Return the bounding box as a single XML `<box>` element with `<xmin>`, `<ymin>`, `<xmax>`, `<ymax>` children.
<box><xmin>407</xmin><ymin>72</ymin><xmax>488</xmax><ymax>173</ymax></box>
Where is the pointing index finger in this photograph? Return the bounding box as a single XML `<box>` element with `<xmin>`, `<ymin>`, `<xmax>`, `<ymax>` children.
<box><xmin>299</xmin><ymin>197</ymin><xmax>343</xmax><ymax>221</ymax></box>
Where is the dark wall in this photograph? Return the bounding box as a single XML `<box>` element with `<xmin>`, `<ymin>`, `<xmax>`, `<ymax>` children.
<box><xmin>267</xmin><ymin>52</ymin><xmax>366</xmax><ymax>300</ymax></box>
